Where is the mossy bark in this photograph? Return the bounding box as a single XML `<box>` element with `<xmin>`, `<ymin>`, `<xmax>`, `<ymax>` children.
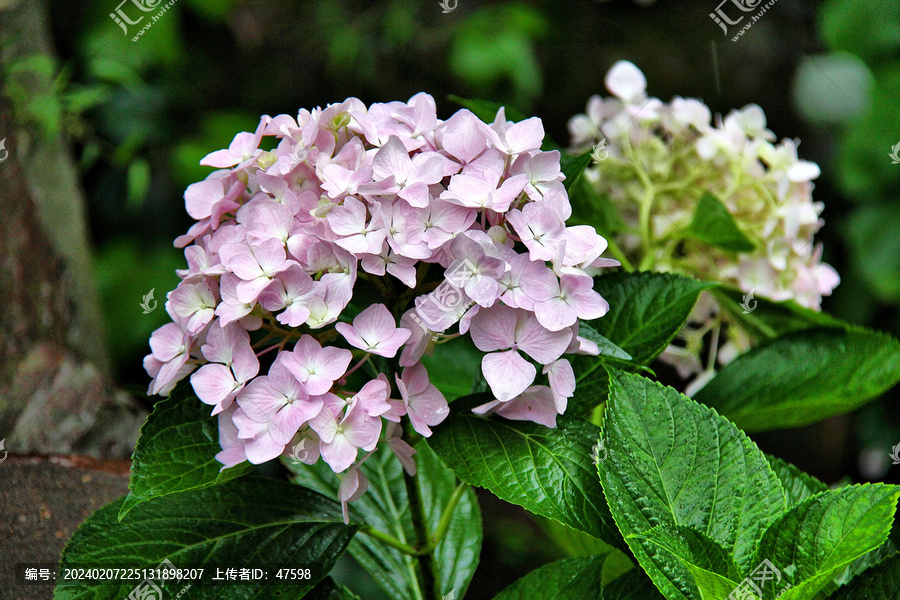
<box><xmin>0</xmin><ymin>0</ymin><xmax>144</xmax><ymax>458</ymax></box>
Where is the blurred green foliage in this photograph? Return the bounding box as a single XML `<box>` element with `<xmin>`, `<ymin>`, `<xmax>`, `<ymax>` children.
<box><xmin>93</xmin><ymin>238</ymin><xmax>183</xmax><ymax>391</ymax></box>
<box><xmin>814</xmin><ymin>0</ymin><xmax>900</xmax><ymax>308</ymax></box>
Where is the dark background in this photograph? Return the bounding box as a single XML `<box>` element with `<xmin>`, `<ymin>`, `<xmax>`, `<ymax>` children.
<box><xmin>14</xmin><ymin>0</ymin><xmax>900</xmax><ymax>596</ymax></box>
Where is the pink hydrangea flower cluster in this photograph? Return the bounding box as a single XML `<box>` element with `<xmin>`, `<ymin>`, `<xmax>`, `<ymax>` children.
<box><xmin>145</xmin><ymin>93</ymin><xmax>615</xmax><ymax>516</ymax></box>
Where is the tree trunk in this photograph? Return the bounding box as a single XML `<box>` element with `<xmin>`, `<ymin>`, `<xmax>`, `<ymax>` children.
<box><xmin>0</xmin><ymin>0</ymin><xmax>145</xmax><ymax>459</ymax></box>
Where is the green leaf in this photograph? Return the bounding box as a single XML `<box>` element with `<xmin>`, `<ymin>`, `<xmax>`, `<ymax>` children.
<box><xmin>629</xmin><ymin>525</ymin><xmax>743</xmax><ymax>600</ymax></box>
<box><xmin>599</xmin><ymin>371</ymin><xmax>786</xmax><ymax>575</ymax></box>
<box><xmin>586</xmin><ymin>271</ymin><xmax>715</xmax><ymax>365</ymax></box>
<box><xmin>420</xmin><ymin>337</ymin><xmax>483</xmax><ymax>400</ymax></box>
<box><xmin>827</xmin><ymin>553</ymin><xmax>900</xmax><ymax>600</ymax></box>
<box><xmin>560</xmin><ymin>152</ymin><xmax>592</xmax><ymax>192</ymax></box>
<box><xmin>306</xmin><ymin>577</ymin><xmax>363</xmax><ymax>600</ymax></box>
<box><xmin>694</xmin><ymin>327</ymin><xmax>900</xmax><ymax>432</ymax></box>
<box><xmin>566</xmin><ymin>322</ymin><xmax>638</xmax><ymax>420</ymax></box>
<box><xmin>447</xmin><ymin>95</ymin><xmax>527</xmax><ymax>123</ymax></box>
<box><xmin>833</xmin><ymin>540</ymin><xmax>898</xmax><ymax>591</ymax></box>
<box><xmin>287</xmin><ymin>443</ymin><xmax>481</xmax><ymax>600</ymax></box>
<box><xmin>755</xmin><ymin>484</ymin><xmax>900</xmax><ymax>600</ymax></box>
<box><xmin>711</xmin><ymin>286</ymin><xmax>845</xmax><ymax>340</ymax></box>
<box><xmin>568</xmin><ymin>176</ymin><xmax>626</xmax><ymax>237</ymax></box>
<box><xmin>429</xmin><ymin>405</ymin><xmax>625</xmax><ymax>550</ymax></box>
<box><xmin>539</xmin><ymin>516</ymin><xmax>618</xmax><ymax>558</ymax></box>
<box><xmin>766</xmin><ymin>455</ymin><xmax>828</xmax><ymax>506</ymax></box>
<box><xmin>493</xmin><ymin>555</ymin><xmax>665</xmax><ymax>600</ymax></box>
<box><xmin>577</xmin><ymin>321</ymin><xmax>633</xmax><ymax>362</ymax></box>
<box><xmin>567</xmin><ymin>361</ymin><xmax>611</xmax><ymax>421</ymax></box>
<box><xmin>55</xmin><ymin>477</ymin><xmax>357</xmax><ymax>600</ymax></box>
<box><xmin>764</xmin><ymin>459</ymin><xmax>900</xmax><ymax>593</ymax></box>
<box><xmin>118</xmin><ymin>382</ymin><xmax>253</xmax><ymax>520</ymax></box>
<box><xmin>686</xmin><ymin>192</ymin><xmax>756</xmax><ymax>252</ymax></box>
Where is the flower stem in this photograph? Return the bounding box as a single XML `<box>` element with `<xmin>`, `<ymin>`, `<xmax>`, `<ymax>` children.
<box><xmin>405</xmin><ymin>470</ymin><xmax>441</xmax><ymax>600</ymax></box>
<box><xmin>359</xmin><ymin>525</ymin><xmax>420</xmax><ymax>556</ymax></box>
<box><xmin>357</xmin><ymin>481</ymin><xmax>469</xmax><ymax>561</ymax></box>
<box><xmin>421</xmin><ymin>482</ymin><xmax>468</xmax><ymax>553</ymax></box>
<box><xmin>604</xmin><ymin>238</ymin><xmax>634</xmax><ymax>271</ymax></box>
<box><xmin>343</xmin><ymin>353</ymin><xmax>370</xmax><ymax>378</ymax></box>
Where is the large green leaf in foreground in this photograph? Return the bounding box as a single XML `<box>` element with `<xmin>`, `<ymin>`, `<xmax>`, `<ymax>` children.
<box><xmin>599</xmin><ymin>370</ymin><xmax>786</xmax><ymax>598</ymax></box>
<box><xmin>288</xmin><ymin>443</ymin><xmax>481</xmax><ymax>600</ymax></box>
<box><xmin>429</xmin><ymin>404</ymin><xmax>624</xmax><ymax>550</ymax></box>
<box><xmin>586</xmin><ymin>271</ymin><xmax>714</xmax><ymax>366</ymax></box>
<box><xmin>119</xmin><ymin>381</ymin><xmax>252</xmax><ymax>519</ymax></box>
<box><xmin>827</xmin><ymin>554</ymin><xmax>900</xmax><ymax>600</ymax></box>
<box><xmin>55</xmin><ymin>477</ymin><xmax>356</xmax><ymax>600</ymax></box>
<box><xmin>695</xmin><ymin>327</ymin><xmax>900</xmax><ymax>432</ymax></box>
<box><xmin>493</xmin><ymin>554</ymin><xmax>664</xmax><ymax>600</ymax></box>
<box><xmin>756</xmin><ymin>484</ymin><xmax>900</xmax><ymax>600</ymax></box>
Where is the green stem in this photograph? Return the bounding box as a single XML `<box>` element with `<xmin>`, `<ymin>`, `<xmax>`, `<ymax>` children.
<box><xmin>405</xmin><ymin>471</ymin><xmax>441</xmax><ymax>600</ymax></box>
<box><xmin>421</xmin><ymin>482</ymin><xmax>468</xmax><ymax>553</ymax></box>
<box><xmin>604</xmin><ymin>238</ymin><xmax>634</xmax><ymax>272</ymax></box>
<box><xmin>359</xmin><ymin>526</ymin><xmax>420</xmax><ymax>556</ymax></box>
<box><xmin>623</xmin><ymin>136</ymin><xmax>658</xmax><ymax>271</ymax></box>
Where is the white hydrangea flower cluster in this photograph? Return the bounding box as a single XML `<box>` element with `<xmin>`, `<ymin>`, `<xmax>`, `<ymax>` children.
<box><xmin>568</xmin><ymin>61</ymin><xmax>839</xmax><ymax>390</ymax></box>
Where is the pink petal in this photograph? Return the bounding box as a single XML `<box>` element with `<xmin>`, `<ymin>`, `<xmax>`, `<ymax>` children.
<box><xmin>342</xmin><ymin>410</ymin><xmax>381</xmax><ymax>452</ymax></box>
<box><xmin>320</xmin><ymin>434</ymin><xmax>360</xmax><ymax>473</ymax></box>
<box><xmin>200</xmin><ymin>149</ymin><xmax>240</xmax><ymax>168</ymax></box>
<box><xmin>244</xmin><ymin>432</ymin><xmax>286</xmax><ymax>464</ymax></box>
<box><xmin>184</xmin><ymin>179</ymin><xmax>224</xmax><ymax>220</ymax></box>
<box><xmin>149</xmin><ymin>323</ymin><xmax>187</xmax><ymax>362</ymax></box>
<box><xmin>353</xmin><ymin>377</ymin><xmax>391</xmax><ymax>417</ymax></box>
<box><xmin>191</xmin><ymin>364</ymin><xmax>237</xmax><ymax>408</ymax></box>
<box><xmin>516</xmin><ymin>317</ymin><xmax>573</xmax><ymax>365</ymax></box>
<box><xmin>544</xmin><ymin>359</ymin><xmax>575</xmax><ymax>412</ymax></box>
<box><xmin>236</xmin><ymin>378</ymin><xmax>282</xmax><ymax>422</ymax></box>
<box><xmin>442</xmin><ymin>111</ymin><xmax>487</xmax><ymax>164</ymax></box>
<box><xmin>502</xmin><ymin>118</ymin><xmax>544</xmax><ymax>154</ymax></box>
<box><xmin>494</xmin><ymin>386</ymin><xmax>559</xmax><ymax>427</ymax></box>
<box><xmin>534</xmin><ymin>297</ymin><xmax>578</xmax><ymax>332</ymax></box>
<box><xmin>269</xmin><ymin>398</ymin><xmax>324</xmax><ymax>444</ymax></box>
<box><xmin>469</xmin><ymin>305</ymin><xmax>517</xmax><ymax>352</ymax></box>
<box><xmin>482</xmin><ymin>350</ymin><xmax>536</xmax><ymax>402</ymax></box>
